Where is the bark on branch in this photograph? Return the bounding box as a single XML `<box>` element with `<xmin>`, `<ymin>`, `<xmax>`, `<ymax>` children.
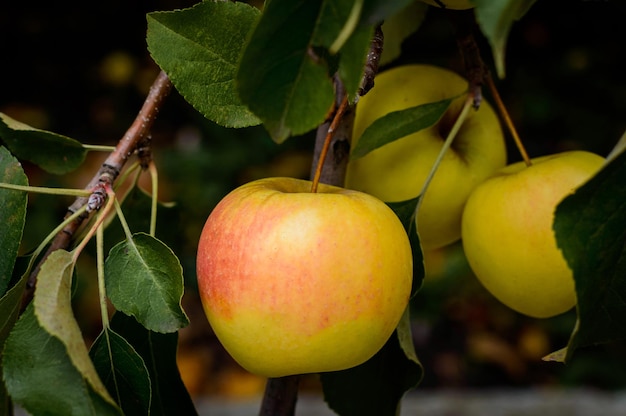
<box><xmin>21</xmin><ymin>70</ymin><xmax>172</xmax><ymax>311</ymax></box>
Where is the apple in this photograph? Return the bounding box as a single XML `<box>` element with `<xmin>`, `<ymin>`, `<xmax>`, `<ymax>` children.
<box><xmin>461</xmin><ymin>150</ymin><xmax>605</xmax><ymax>318</ymax></box>
<box><xmin>345</xmin><ymin>64</ymin><xmax>507</xmax><ymax>250</ymax></box>
<box><xmin>196</xmin><ymin>177</ymin><xmax>413</xmax><ymax>377</ymax></box>
<box><xmin>419</xmin><ymin>0</ymin><xmax>474</xmax><ymax>10</ymax></box>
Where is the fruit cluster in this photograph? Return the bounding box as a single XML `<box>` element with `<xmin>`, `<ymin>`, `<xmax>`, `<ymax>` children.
<box><xmin>195</xmin><ymin>64</ymin><xmax>604</xmax><ymax>377</ymax></box>
<box><xmin>346</xmin><ymin>64</ymin><xmax>605</xmax><ymax>319</ymax></box>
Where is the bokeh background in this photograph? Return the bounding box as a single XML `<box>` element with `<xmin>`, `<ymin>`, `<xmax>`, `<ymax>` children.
<box><xmin>2</xmin><ymin>0</ymin><xmax>626</xmax><ymax>408</ymax></box>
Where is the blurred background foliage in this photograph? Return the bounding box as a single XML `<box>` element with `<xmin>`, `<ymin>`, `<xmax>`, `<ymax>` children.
<box><xmin>1</xmin><ymin>0</ymin><xmax>625</xmax><ymax>402</ymax></box>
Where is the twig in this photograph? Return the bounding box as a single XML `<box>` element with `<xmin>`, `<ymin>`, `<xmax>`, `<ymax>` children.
<box><xmin>20</xmin><ymin>70</ymin><xmax>172</xmax><ymax>311</ymax></box>
<box><xmin>310</xmin><ymin>95</ymin><xmax>350</xmax><ymax>193</ymax></box>
<box><xmin>447</xmin><ymin>9</ymin><xmax>485</xmax><ymax>108</ymax></box>
<box><xmin>448</xmin><ymin>10</ymin><xmax>531</xmax><ymax>166</ymax></box>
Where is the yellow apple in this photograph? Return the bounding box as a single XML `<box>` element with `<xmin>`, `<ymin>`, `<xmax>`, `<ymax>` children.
<box><xmin>196</xmin><ymin>177</ymin><xmax>413</xmax><ymax>377</ymax></box>
<box><xmin>419</xmin><ymin>0</ymin><xmax>474</xmax><ymax>10</ymax></box>
<box><xmin>345</xmin><ymin>64</ymin><xmax>506</xmax><ymax>250</ymax></box>
<box><xmin>461</xmin><ymin>150</ymin><xmax>605</xmax><ymax>318</ymax></box>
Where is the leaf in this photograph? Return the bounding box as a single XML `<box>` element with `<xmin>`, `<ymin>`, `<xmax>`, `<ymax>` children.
<box><xmin>351</xmin><ymin>97</ymin><xmax>453</xmax><ymax>159</ymax></box>
<box><xmin>146</xmin><ymin>2</ymin><xmax>261</xmax><ymax>128</ymax></box>
<box><xmin>553</xmin><ymin>148</ymin><xmax>626</xmax><ymax>362</ymax></box>
<box><xmin>0</xmin><ymin>274</ymin><xmax>28</xmax><ymax>416</ymax></box>
<box><xmin>90</xmin><ymin>327</ymin><xmax>152</xmax><ymax>415</ymax></box>
<box><xmin>473</xmin><ymin>0</ymin><xmax>539</xmax><ymax>78</ymax></box>
<box><xmin>321</xmin><ymin>308</ymin><xmax>422</xmax><ymax>416</ymax></box>
<box><xmin>387</xmin><ymin>196</ymin><xmax>425</xmax><ymax>298</ymax></box>
<box><xmin>109</xmin><ymin>312</ymin><xmax>198</xmax><ymax>416</ymax></box>
<box><xmin>379</xmin><ymin>1</ymin><xmax>428</xmax><ymax>66</ymax></box>
<box><xmin>0</xmin><ymin>146</ymin><xmax>28</xmax><ymax>296</ymax></box>
<box><xmin>0</xmin><ymin>113</ymin><xmax>87</xmax><ymax>174</ymax></box>
<box><xmin>361</xmin><ymin>0</ymin><xmax>420</xmax><ymax>25</ymax></box>
<box><xmin>105</xmin><ymin>233</ymin><xmax>188</xmax><ymax>333</ymax></box>
<box><xmin>313</xmin><ymin>2</ymin><xmax>375</xmax><ymax>101</ymax></box>
<box><xmin>33</xmin><ymin>249</ymin><xmax>117</xmax><ymax>407</ymax></box>
<box><xmin>2</xmin><ymin>305</ymin><xmax>122</xmax><ymax>415</ymax></box>
<box><xmin>236</xmin><ymin>0</ymin><xmax>335</xmax><ymax>143</ymax></box>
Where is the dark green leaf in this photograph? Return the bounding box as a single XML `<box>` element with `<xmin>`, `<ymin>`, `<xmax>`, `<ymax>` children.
<box><xmin>90</xmin><ymin>327</ymin><xmax>152</xmax><ymax>415</ymax></box>
<box><xmin>473</xmin><ymin>0</ymin><xmax>539</xmax><ymax>78</ymax></box>
<box><xmin>147</xmin><ymin>2</ymin><xmax>261</xmax><ymax>128</ymax></box>
<box><xmin>361</xmin><ymin>0</ymin><xmax>420</xmax><ymax>25</ymax></box>
<box><xmin>236</xmin><ymin>0</ymin><xmax>335</xmax><ymax>142</ymax></box>
<box><xmin>0</xmin><ymin>274</ymin><xmax>28</xmax><ymax>416</ymax></box>
<box><xmin>105</xmin><ymin>233</ymin><xmax>189</xmax><ymax>333</ymax></box>
<box><xmin>387</xmin><ymin>196</ymin><xmax>425</xmax><ymax>297</ymax></box>
<box><xmin>313</xmin><ymin>2</ymin><xmax>374</xmax><ymax>100</ymax></box>
<box><xmin>0</xmin><ymin>146</ymin><xmax>28</xmax><ymax>296</ymax></box>
<box><xmin>0</xmin><ymin>113</ymin><xmax>86</xmax><ymax>174</ymax></box>
<box><xmin>321</xmin><ymin>308</ymin><xmax>422</xmax><ymax>416</ymax></box>
<box><xmin>379</xmin><ymin>1</ymin><xmax>428</xmax><ymax>66</ymax></box>
<box><xmin>2</xmin><ymin>306</ymin><xmax>121</xmax><ymax>415</ymax></box>
<box><xmin>336</xmin><ymin>24</ymin><xmax>375</xmax><ymax>101</ymax></box>
<box><xmin>553</xmin><ymin>149</ymin><xmax>626</xmax><ymax>361</ymax></box>
<box><xmin>34</xmin><ymin>249</ymin><xmax>117</xmax><ymax>405</ymax></box>
<box><xmin>351</xmin><ymin>97</ymin><xmax>452</xmax><ymax>159</ymax></box>
<box><xmin>109</xmin><ymin>312</ymin><xmax>198</xmax><ymax>416</ymax></box>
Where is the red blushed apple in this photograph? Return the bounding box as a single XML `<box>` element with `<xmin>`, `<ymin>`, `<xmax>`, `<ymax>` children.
<box><xmin>196</xmin><ymin>177</ymin><xmax>413</xmax><ymax>377</ymax></box>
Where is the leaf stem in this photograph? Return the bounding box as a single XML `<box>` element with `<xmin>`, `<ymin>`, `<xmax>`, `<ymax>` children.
<box><xmin>0</xmin><ymin>182</ymin><xmax>91</xmax><ymax>197</ymax></box>
<box><xmin>114</xmin><ymin>197</ymin><xmax>134</xmax><ymax>243</ymax></box>
<box><xmin>310</xmin><ymin>96</ymin><xmax>349</xmax><ymax>193</ymax></box>
<box><xmin>485</xmin><ymin>74</ymin><xmax>532</xmax><ymax>166</ymax></box>
<box><xmin>83</xmin><ymin>144</ymin><xmax>117</xmax><ymax>152</ymax></box>
<box><xmin>148</xmin><ymin>161</ymin><xmax>158</xmax><ymax>237</ymax></box>
<box><xmin>96</xmin><ymin>223</ymin><xmax>110</xmax><ymax>329</ymax></box>
<box><xmin>329</xmin><ymin>0</ymin><xmax>364</xmax><ymax>54</ymax></box>
<box><xmin>414</xmin><ymin>93</ymin><xmax>474</xmax><ymax>219</ymax></box>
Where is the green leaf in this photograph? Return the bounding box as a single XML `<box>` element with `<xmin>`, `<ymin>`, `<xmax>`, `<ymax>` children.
<box><xmin>236</xmin><ymin>0</ymin><xmax>335</xmax><ymax>143</ymax></box>
<box><xmin>109</xmin><ymin>312</ymin><xmax>198</xmax><ymax>416</ymax></box>
<box><xmin>90</xmin><ymin>327</ymin><xmax>152</xmax><ymax>415</ymax></box>
<box><xmin>2</xmin><ymin>306</ymin><xmax>122</xmax><ymax>415</ymax></box>
<box><xmin>314</xmin><ymin>2</ymin><xmax>375</xmax><ymax>100</ymax></box>
<box><xmin>0</xmin><ymin>274</ymin><xmax>28</xmax><ymax>416</ymax></box>
<box><xmin>33</xmin><ymin>250</ymin><xmax>117</xmax><ymax>407</ymax></box>
<box><xmin>147</xmin><ymin>2</ymin><xmax>261</xmax><ymax>128</ymax></box>
<box><xmin>387</xmin><ymin>196</ymin><xmax>425</xmax><ymax>297</ymax></box>
<box><xmin>361</xmin><ymin>0</ymin><xmax>420</xmax><ymax>25</ymax></box>
<box><xmin>321</xmin><ymin>308</ymin><xmax>422</xmax><ymax>416</ymax></box>
<box><xmin>553</xmin><ymin>148</ymin><xmax>626</xmax><ymax>362</ymax></box>
<box><xmin>473</xmin><ymin>0</ymin><xmax>539</xmax><ymax>78</ymax></box>
<box><xmin>0</xmin><ymin>113</ymin><xmax>87</xmax><ymax>174</ymax></box>
<box><xmin>351</xmin><ymin>97</ymin><xmax>453</xmax><ymax>159</ymax></box>
<box><xmin>105</xmin><ymin>233</ymin><xmax>189</xmax><ymax>333</ymax></box>
<box><xmin>379</xmin><ymin>1</ymin><xmax>428</xmax><ymax>66</ymax></box>
<box><xmin>0</xmin><ymin>146</ymin><xmax>28</xmax><ymax>296</ymax></box>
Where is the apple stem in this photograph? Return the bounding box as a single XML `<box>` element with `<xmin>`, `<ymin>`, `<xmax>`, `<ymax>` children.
<box><xmin>414</xmin><ymin>93</ymin><xmax>474</xmax><ymax>218</ymax></box>
<box><xmin>310</xmin><ymin>95</ymin><xmax>350</xmax><ymax>193</ymax></box>
<box><xmin>486</xmin><ymin>75</ymin><xmax>532</xmax><ymax>167</ymax></box>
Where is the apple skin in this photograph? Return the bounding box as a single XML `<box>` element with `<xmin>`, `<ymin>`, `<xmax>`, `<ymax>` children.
<box><xmin>419</xmin><ymin>0</ymin><xmax>474</xmax><ymax>10</ymax></box>
<box><xmin>196</xmin><ymin>177</ymin><xmax>413</xmax><ymax>377</ymax></box>
<box><xmin>461</xmin><ymin>150</ymin><xmax>605</xmax><ymax>318</ymax></box>
<box><xmin>345</xmin><ymin>64</ymin><xmax>506</xmax><ymax>250</ymax></box>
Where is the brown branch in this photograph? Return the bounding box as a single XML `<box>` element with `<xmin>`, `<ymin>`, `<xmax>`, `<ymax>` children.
<box><xmin>20</xmin><ymin>70</ymin><xmax>173</xmax><ymax>311</ymax></box>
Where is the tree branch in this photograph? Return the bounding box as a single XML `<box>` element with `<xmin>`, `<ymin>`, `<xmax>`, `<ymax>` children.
<box><xmin>20</xmin><ymin>70</ymin><xmax>173</xmax><ymax>311</ymax></box>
